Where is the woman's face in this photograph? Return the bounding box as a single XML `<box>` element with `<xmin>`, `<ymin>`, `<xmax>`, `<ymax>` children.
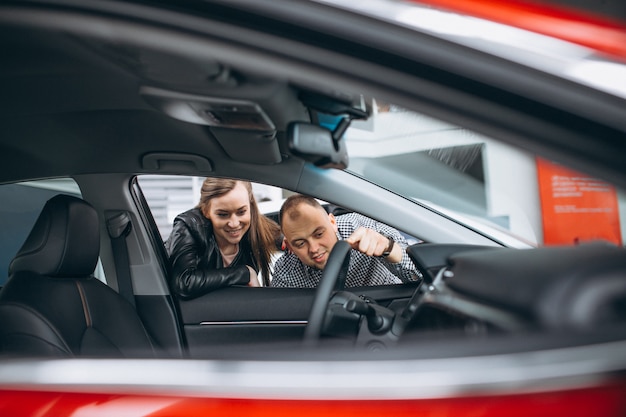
<box><xmin>205</xmin><ymin>182</ymin><xmax>251</xmax><ymax>248</ymax></box>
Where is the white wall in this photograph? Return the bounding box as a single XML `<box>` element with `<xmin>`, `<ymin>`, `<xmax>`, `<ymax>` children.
<box><xmin>482</xmin><ymin>138</ymin><xmax>542</xmax><ymax>245</ymax></box>
<box><xmin>346</xmin><ymin>107</ymin><xmax>623</xmax><ymax>246</ymax></box>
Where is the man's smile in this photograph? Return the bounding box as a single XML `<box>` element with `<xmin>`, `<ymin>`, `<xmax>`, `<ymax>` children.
<box><xmin>311</xmin><ymin>251</ymin><xmax>327</xmax><ymax>263</ymax></box>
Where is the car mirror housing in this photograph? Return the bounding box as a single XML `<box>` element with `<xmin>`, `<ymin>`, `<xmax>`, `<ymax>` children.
<box><xmin>287</xmin><ymin>122</ymin><xmax>349</xmax><ymax>170</ymax></box>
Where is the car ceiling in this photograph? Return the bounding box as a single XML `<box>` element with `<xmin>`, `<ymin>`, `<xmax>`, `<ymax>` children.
<box><xmin>0</xmin><ymin>13</ymin><xmax>311</xmax><ymax>184</ymax></box>
<box><xmin>1</xmin><ymin>0</ymin><xmax>626</xmax><ymax>191</ymax></box>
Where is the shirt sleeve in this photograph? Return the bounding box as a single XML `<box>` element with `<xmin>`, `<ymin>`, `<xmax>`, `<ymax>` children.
<box><xmin>341</xmin><ymin>213</ymin><xmax>421</xmax><ymax>282</ymax></box>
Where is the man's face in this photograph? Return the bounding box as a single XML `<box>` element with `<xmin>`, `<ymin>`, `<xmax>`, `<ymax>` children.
<box><xmin>282</xmin><ymin>203</ymin><xmax>338</xmax><ymax>270</ymax></box>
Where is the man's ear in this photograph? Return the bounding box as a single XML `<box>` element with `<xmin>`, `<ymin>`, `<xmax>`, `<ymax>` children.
<box><xmin>282</xmin><ymin>237</ymin><xmax>292</xmax><ymax>253</ymax></box>
<box><xmin>328</xmin><ymin>213</ymin><xmax>338</xmax><ymax>231</ymax></box>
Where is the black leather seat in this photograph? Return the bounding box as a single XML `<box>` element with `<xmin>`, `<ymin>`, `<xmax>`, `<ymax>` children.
<box><xmin>0</xmin><ymin>194</ymin><xmax>157</xmax><ymax>357</ymax></box>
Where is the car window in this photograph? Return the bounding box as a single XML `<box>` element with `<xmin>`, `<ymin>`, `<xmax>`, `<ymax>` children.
<box><xmin>342</xmin><ymin>100</ymin><xmax>626</xmax><ymax>247</ymax></box>
<box><xmin>137</xmin><ymin>175</ymin><xmax>287</xmax><ymax>285</ymax></box>
<box><xmin>136</xmin><ymin>175</ymin><xmax>286</xmax><ymax>243</ymax></box>
<box><xmin>0</xmin><ymin>179</ymin><xmax>106</xmax><ymax>286</ymax></box>
<box><xmin>137</xmin><ymin>175</ymin><xmax>425</xmax><ymax>287</ymax></box>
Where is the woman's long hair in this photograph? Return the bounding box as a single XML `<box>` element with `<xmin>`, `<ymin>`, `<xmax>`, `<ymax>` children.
<box><xmin>197</xmin><ymin>177</ymin><xmax>280</xmax><ymax>286</ymax></box>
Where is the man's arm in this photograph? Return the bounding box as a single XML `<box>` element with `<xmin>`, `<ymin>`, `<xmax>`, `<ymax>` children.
<box><xmin>345</xmin><ymin>226</ymin><xmax>403</xmax><ymax>263</ymax></box>
<box><xmin>341</xmin><ymin>213</ymin><xmax>421</xmax><ymax>282</ymax></box>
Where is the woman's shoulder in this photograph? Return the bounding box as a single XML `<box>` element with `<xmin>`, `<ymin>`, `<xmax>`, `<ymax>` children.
<box><xmin>166</xmin><ymin>208</ymin><xmax>210</xmax><ymax>253</ymax></box>
<box><xmin>173</xmin><ymin>207</ymin><xmax>213</xmax><ymax>235</ymax></box>
<box><xmin>175</xmin><ymin>207</ymin><xmax>206</xmax><ymax>224</ymax></box>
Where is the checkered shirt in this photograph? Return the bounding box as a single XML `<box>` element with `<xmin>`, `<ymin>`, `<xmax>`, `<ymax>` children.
<box><xmin>270</xmin><ymin>213</ymin><xmax>420</xmax><ymax>288</ymax></box>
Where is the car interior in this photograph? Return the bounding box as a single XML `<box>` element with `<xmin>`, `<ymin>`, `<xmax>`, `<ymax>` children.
<box><xmin>1</xmin><ymin>1</ymin><xmax>626</xmax><ymax>362</ymax></box>
<box><xmin>0</xmin><ymin>195</ymin><xmax>161</xmax><ymax>358</ymax></box>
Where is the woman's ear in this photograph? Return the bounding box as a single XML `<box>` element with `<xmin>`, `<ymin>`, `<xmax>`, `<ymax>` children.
<box><xmin>200</xmin><ymin>204</ymin><xmax>211</xmax><ymax>219</ymax></box>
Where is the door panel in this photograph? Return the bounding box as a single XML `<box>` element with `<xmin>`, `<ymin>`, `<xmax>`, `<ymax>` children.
<box><xmin>177</xmin><ymin>283</ymin><xmax>420</xmax><ymax>355</ymax></box>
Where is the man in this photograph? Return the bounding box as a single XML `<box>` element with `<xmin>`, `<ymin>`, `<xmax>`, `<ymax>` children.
<box><xmin>271</xmin><ymin>194</ymin><xmax>420</xmax><ymax>288</ymax></box>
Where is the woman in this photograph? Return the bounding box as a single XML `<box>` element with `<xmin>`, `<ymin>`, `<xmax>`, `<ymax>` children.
<box><xmin>166</xmin><ymin>177</ymin><xmax>281</xmax><ymax>299</ymax></box>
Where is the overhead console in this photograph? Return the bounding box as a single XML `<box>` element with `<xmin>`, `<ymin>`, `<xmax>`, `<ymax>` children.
<box><xmin>140</xmin><ymin>86</ymin><xmax>282</xmax><ymax>164</ymax></box>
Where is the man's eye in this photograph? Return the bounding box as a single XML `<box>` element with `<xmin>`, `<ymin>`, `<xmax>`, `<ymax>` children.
<box><xmin>315</xmin><ymin>231</ymin><xmax>324</xmax><ymax>238</ymax></box>
<box><xmin>294</xmin><ymin>242</ymin><xmax>305</xmax><ymax>248</ymax></box>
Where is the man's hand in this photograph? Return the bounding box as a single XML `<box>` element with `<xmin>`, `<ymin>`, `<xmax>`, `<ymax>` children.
<box><xmin>345</xmin><ymin>227</ymin><xmax>402</xmax><ymax>263</ymax></box>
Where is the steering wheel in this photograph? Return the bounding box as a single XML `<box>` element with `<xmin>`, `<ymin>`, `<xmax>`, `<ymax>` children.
<box><xmin>303</xmin><ymin>240</ymin><xmax>351</xmax><ymax>346</ymax></box>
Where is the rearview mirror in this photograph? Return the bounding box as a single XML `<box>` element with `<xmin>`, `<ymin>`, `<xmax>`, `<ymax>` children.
<box><xmin>287</xmin><ymin>122</ymin><xmax>349</xmax><ymax>169</ymax></box>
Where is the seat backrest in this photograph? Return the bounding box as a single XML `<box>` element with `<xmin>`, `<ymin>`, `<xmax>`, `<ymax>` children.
<box><xmin>0</xmin><ymin>194</ymin><xmax>157</xmax><ymax>358</ymax></box>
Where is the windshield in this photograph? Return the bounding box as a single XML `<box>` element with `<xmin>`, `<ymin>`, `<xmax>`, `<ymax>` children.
<box><xmin>343</xmin><ymin>101</ymin><xmax>625</xmax><ymax>248</ymax></box>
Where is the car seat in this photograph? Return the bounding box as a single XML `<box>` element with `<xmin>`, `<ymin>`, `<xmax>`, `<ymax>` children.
<box><xmin>0</xmin><ymin>194</ymin><xmax>158</xmax><ymax>357</ymax></box>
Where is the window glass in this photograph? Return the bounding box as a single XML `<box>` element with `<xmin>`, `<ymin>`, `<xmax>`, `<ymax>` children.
<box><xmin>137</xmin><ymin>175</ymin><xmax>286</xmax><ymax>243</ymax></box>
<box><xmin>137</xmin><ymin>176</ymin><xmax>287</xmax><ymax>286</ymax></box>
<box><xmin>342</xmin><ymin>100</ymin><xmax>626</xmax><ymax>247</ymax></box>
<box><xmin>0</xmin><ymin>179</ymin><xmax>105</xmax><ymax>286</ymax></box>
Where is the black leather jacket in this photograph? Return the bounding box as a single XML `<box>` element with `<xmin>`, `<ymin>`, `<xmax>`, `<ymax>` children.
<box><xmin>165</xmin><ymin>207</ymin><xmax>256</xmax><ymax>299</ymax></box>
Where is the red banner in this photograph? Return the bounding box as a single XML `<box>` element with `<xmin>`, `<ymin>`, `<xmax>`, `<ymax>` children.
<box><xmin>537</xmin><ymin>158</ymin><xmax>622</xmax><ymax>245</ymax></box>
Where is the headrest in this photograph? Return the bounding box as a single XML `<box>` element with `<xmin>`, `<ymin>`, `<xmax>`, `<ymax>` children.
<box><xmin>9</xmin><ymin>194</ymin><xmax>100</xmax><ymax>278</ymax></box>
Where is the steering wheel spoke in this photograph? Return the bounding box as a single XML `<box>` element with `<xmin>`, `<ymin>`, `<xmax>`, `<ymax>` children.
<box><xmin>303</xmin><ymin>240</ymin><xmax>352</xmax><ymax>346</ymax></box>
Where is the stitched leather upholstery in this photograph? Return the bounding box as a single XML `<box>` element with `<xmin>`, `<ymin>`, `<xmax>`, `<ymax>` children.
<box><xmin>0</xmin><ymin>195</ymin><xmax>157</xmax><ymax>357</ymax></box>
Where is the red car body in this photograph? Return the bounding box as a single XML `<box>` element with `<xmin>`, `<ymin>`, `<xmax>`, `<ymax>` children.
<box><xmin>1</xmin><ymin>0</ymin><xmax>625</xmax><ymax>416</ymax></box>
<box><xmin>2</xmin><ymin>383</ymin><xmax>626</xmax><ymax>417</ymax></box>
